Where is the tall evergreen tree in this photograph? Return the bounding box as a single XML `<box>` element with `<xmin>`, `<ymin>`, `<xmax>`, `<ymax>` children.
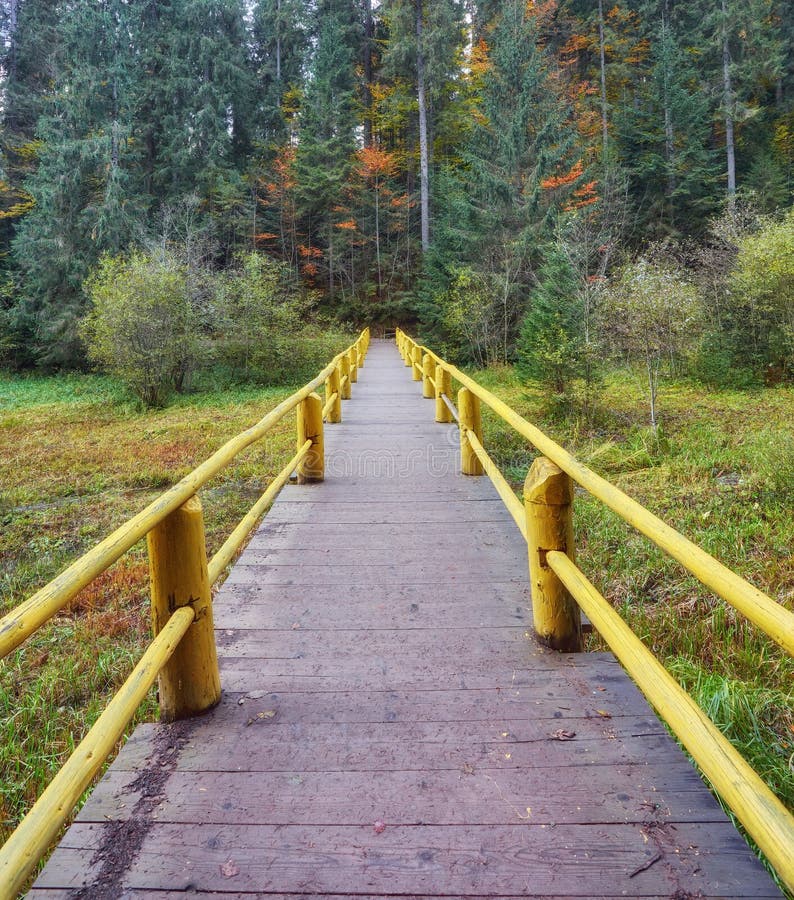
<box><xmin>381</xmin><ymin>0</ymin><xmax>465</xmax><ymax>252</ymax></box>
<box><xmin>293</xmin><ymin>0</ymin><xmax>361</xmax><ymax>297</ymax></box>
<box><xmin>11</xmin><ymin>0</ymin><xmax>139</xmax><ymax>367</ymax></box>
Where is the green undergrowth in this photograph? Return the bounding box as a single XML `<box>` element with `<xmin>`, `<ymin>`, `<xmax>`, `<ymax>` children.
<box><xmin>0</xmin><ymin>372</ymin><xmax>301</xmax><ymax>852</ymax></box>
<box><xmin>471</xmin><ymin>364</ymin><xmax>794</xmax><ymax>891</ymax></box>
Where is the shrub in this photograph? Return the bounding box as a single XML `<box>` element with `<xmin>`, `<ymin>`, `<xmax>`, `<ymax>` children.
<box><xmin>81</xmin><ymin>252</ymin><xmax>202</xmax><ymax>407</ymax></box>
<box><xmin>602</xmin><ymin>258</ymin><xmax>701</xmax><ymax>429</ymax></box>
<box><xmin>729</xmin><ymin>209</ymin><xmax>794</xmax><ymax>376</ymax></box>
<box><xmin>215</xmin><ymin>253</ymin><xmax>353</xmax><ymax>384</ymax></box>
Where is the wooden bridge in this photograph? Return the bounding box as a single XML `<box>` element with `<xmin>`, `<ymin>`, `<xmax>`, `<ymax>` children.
<box><xmin>2</xmin><ymin>334</ymin><xmax>793</xmax><ymax>898</ymax></box>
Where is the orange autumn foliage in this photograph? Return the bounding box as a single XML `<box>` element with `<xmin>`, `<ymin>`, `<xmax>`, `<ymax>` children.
<box><xmin>541</xmin><ymin>159</ymin><xmax>585</xmax><ymax>190</ymax></box>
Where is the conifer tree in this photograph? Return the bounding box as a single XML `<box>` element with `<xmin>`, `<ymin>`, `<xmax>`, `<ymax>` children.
<box><xmin>293</xmin><ymin>0</ymin><xmax>361</xmax><ymax>297</ymax></box>
<box><xmin>11</xmin><ymin>0</ymin><xmax>139</xmax><ymax>366</ymax></box>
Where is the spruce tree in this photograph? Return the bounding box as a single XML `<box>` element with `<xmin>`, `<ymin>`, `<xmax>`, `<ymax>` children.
<box><xmin>516</xmin><ymin>245</ymin><xmax>586</xmax><ymax>403</ymax></box>
<box><xmin>427</xmin><ymin>0</ymin><xmax>584</xmax><ymax>360</ymax></box>
<box><xmin>11</xmin><ymin>0</ymin><xmax>139</xmax><ymax>367</ymax></box>
<box><xmin>293</xmin><ymin>0</ymin><xmax>361</xmax><ymax>297</ymax></box>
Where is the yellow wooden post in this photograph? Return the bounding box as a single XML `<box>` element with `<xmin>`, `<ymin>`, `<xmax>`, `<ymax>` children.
<box><xmin>340</xmin><ymin>355</ymin><xmax>352</xmax><ymax>399</ymax></box>
<box><xmin>349</xmin><ymin>347</ymin><xmax>358</xmax><ymax>383</ymax></box>
<box><xmin>435</xmin><ymin>365</ymin><xmax>452</xmax><ymax>423</ymax></box>
<box><xmin>422</xmin><ymin>353</ymin><xmax>435</xmax><ymax>399</ymax></box>
<box><xmin>326</xmin><ymin>364</ymin><xmax>342</xmax><ymax>422</ymax></box>
<box><xmin>297</xmin><ymin>392</ymin><xmax>324</xmax><ymax>483</ymax></box>
<box><xmin>412</xmin><ymin>345</ymin><xmax>422</xmax><ymax>381</ymax></box>
<box><xmin>458</xmin><ymin>387</ymin><xmax>484</xmax><ymax>476</ymax></box>
<box><xmin>357</xmin><ymin>337</ymin><xmax>365</xmax><ymax>368</ymax></box>
<box><xmin>147</xmin><ymin>496</ymin><xmax>221</xmax><ymax>721</ymax></box>
<box><xmin>404</xmin><ymin>335</ymin><xmax>413</xmax><ymax>366</ymax></box>
<box><xmin>524</xmin><ymin>457</ymin><xmax>582</xmax><ymax>652</ymax></box>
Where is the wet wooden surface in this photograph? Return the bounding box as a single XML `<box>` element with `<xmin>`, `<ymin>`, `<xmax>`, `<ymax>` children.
<box><xmin>32</xmin><ymin>341</ymin><xmax>782</xmax><ymax>898</ymax></box>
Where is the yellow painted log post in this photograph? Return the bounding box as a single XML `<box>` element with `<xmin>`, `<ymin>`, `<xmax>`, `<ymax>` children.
<box><xmin>297</xmin><ymin>392</ymin><xmax>324</xmax><ymax>483</ymax></box>
<box><xmin>412</xmin><ymin>345</ymin><xmax>422</xmax><ymax>381</ymax></box>
<box><xmin>340</xmin><ymin>356</ymin><xmax>352</xmax><ymax>399</ymax></box>
<box><xmin>524</xmin><ymin>457</ymin><xmax>582</xmax><ymax>652</ymax></box>
<box><xmin>458</xmin><ymin>388</ymin><xmax>484</xmax><ymax>476</ymax></box>
<box><xmin>326</xmin><ymin>365</ymin><xmax>342</xmax><ymax>423</ymax></box>
<box><xmin>147</xmin><ymin>496</ymin><xmax>221</xmax><ymax>721</ymax></box>
<box><xmin>435</xmin><ymin>365</ymin><xmax>452</xmax><ymax>423</ymax></box>
<box><xmin>422</xmin><ymin>353</ymin><xmax>435</xmax><ymax>399</ymax></box>
<box><xmin>403</xmin><ymin>334</ymin><xmax>412</xmax><ymax>365</ymax></box>
<box><xmin>357</xmin><ymin>338</ymin><xmax>365</xmax><ymax>368</ymax></box>
<box><xmin>349</xmin><ymin>347</ymin><xmax>358</xmax><ymax>383</ymax></box>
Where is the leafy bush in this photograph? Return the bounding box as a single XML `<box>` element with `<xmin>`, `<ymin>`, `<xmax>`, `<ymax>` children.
<box><xmin>81</xmin><ymin>252</ymin><xmax>202</xmax><ymax>407</ymax></box>
<box><xmin>215</xmin><ymin>253</ymin><xmax>354</xmax><ymax>384</ymax></box>
<box><xmin>729</xmin><ymin>209</ymin><xmax>794</xmax><ymax>376</ymax></box>
<box><xmin>602</xmin><ymin>258</ymin><xmax>702</xmax><ymax>429</ymax></box>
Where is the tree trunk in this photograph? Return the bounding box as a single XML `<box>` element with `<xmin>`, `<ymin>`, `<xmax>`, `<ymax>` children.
<box><xmin>597</xmin><ymin>0</ymin><xmax>609</xmax><ymax>160</ymax></box>
<box><xmin>416</xmin><ymin>0</ymin><xmax>430</xmax><ymax>253</ymax></box>
<box><xmin>722</xmin><ymin>0</ymin><xmax>737</xmax><ymax>199</ymax></box>
<box><xmin>8</xmin><ymin>0</ymin><xmax>19</xmax><ymax>79</ymax></box>
<box><xmin>276</xmin><ymin>0</ymin><xmax>282</xmax><ymax>82</ymax></box>
<box><xmin>661</xmin><ymin>21</ymin><xmax>676</xmax><ymax>220</ymax></box>
<box><xmin>363</xmin><ymin>0</ymin><xmax>373</xmax><ymax>145</ymax></box>
<box><xmin>374</xmin><ymin>179</ymin><xmax>381</xmax><ymax>295</ymax></box>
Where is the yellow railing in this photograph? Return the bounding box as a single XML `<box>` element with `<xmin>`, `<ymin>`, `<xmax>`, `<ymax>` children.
<box><xmin>395</xmin><ymin>328</ymin><xmax>794</xmax><ymax>894</ymax></box>
<box><xmin>0</xmin><ymin>328</ymin><xmax>370</xmax><ymax>898</ymax></box>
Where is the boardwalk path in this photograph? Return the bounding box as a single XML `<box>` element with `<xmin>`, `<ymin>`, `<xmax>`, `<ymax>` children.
<box><xmin>33</xmin><ymin>341</ymin><xmax>780</xmax><ymax>898</ymax></box>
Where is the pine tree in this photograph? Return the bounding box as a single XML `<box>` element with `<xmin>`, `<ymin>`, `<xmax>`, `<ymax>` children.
<box><xmin>293</xmin><ymin>0</ymin><xmax>361</xmax><ymax>297</ymax></box>
<box><xmin>380</xmin><ymin>0</ymin><xmax>465</xmax><ymax>252</ymax></box>
<box><xmin>252</xmin><ymin>0</ymin><xmax>310</xmax><ymax>145</ymax></box>
<box><xmin>516</xmin><ymin>245</ymin><xmax>586</xmax><ymax>403</ymax></box>
<box><xmin>615</xmin><ymin>16</ymin><xmax>719</xmax><ymax>235</ymax></box>
<box><xmin>426</xmin><ymin>0</ymin><xmax>586</xmax><ymax>361</ymax></box>
<box><xmin>11</xmin><ymin>0</ymin><xmax>139</xmax><ymax>367</ymax></box>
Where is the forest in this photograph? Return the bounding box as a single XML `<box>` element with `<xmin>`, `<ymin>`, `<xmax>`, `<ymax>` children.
<box><xmin>0</xmin><ymin>0</ymin><xmax>793</xmax><ymax>403</ymax></box>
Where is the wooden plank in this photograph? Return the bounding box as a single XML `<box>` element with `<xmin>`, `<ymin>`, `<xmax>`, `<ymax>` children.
<box><xmin>34</xmin><ymin>822</ymin><xmax>776</xmax><ymax>897</ymax></box>
<box><xmin>33</xmin><ymin>893</ymin><xmax>775</xmax><ymax>900</ymax></box>
<box><xmin>75</xmin><ymin>764</ymin><xmax>726</xmax><ymax>827</ymax></box>
<box><xmin>263</xmin><ymin>499</ymin><xmax>516</xmax><ymax>524</ymax></box>
<box><xmin>245</xmin><ymin>521</ymin><xmax>521</xmax><ymax>549</ymax></box>
<box><xmin>110</xmin><ymin>721</ymin><xmax>684</xmax><ymax>775</ymax></box>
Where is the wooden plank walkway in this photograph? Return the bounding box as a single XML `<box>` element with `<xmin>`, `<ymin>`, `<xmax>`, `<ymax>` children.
<box><xmin>31</xmin><ymin>340</ymin><xmax>781</xmax><ymax>898</ymax></box>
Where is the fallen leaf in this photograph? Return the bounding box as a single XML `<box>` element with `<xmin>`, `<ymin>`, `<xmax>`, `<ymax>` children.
<box><xmin>462</xmin><ymin>763</ymin><xmax>474</xmax><ymax>775</ymax></box>
<box><xmin>291</xmin><ymin>622</ymin><xmax>300</xmax><ymax>630</ymax></box>
<box><xmin>550</xmin><ymin>729</ymin><xmax>577</xmax><ymax>741</ymax></box>
<box><xmin>220</xmin><ymin>859</ymin><xmax>239</xmax><ymax>878</ymax></box>
<box><xmin>246</xmin><ymin>709</ymin><xmax>276</xmax><ymax>726</ymax></box>
<box><xmin>596</xmin><ymin>709</ymin><xmax>612</xmax><ymax>719</ymax></box>
<box><xmin>373</xmin><ymin>820</ymin><xmax>386</xmax><ymax>834</ymax></box>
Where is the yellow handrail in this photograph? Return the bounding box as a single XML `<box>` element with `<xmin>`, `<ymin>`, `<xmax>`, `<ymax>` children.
<box><xmin>207</xmin><ymin>439</ymin><xmax>312</xmax><ymax>585</ymax></box>
<box><xmin>0</xmin><ymin>330</ymin><xmax>369</xmax><ymax>659</ymax></box>
<box><xmin>0</xmin><ymin>327</ymin><xmax>370</xmax><ymax>898</ymax></box>
<box><xmin>396</xmin><ymin>327</ymin><xmax>794</xmax><ymax>894</ymax></box>
<box><xmin>0</xmin><ymin>605</ymin><xmax>195</xmax><ymax>898</ymax></box>
<box><xmin>397</xmin><ymin>329</ymin><xmax>794</xmax><ymax>655</ymax></box>
<box><xmin>547</xmin><ymin>550</ymin><xmax>794</xmax><ymax>894</ymax></box>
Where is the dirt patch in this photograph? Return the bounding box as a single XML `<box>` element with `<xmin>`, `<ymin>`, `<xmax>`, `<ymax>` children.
<box><xmin>71</xmin><ymin>720</ymin><xmax>196</xmax><ymax>899</ymax></box>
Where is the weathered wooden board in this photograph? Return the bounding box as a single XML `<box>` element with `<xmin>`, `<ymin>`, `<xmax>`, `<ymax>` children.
<box><xmin>34</xmin><ymin>822</ymin><xmax>775</xmax><ymax>897</ymax></box>
<box><xmin>75</xmin><ymin>764</ymin><xmax>725</xmax><ymax>826</ymax></box>
<box><xmin>32</xmin><ymin>340</ymin><xmax>783</xmax><ymax>899</ymax></box>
